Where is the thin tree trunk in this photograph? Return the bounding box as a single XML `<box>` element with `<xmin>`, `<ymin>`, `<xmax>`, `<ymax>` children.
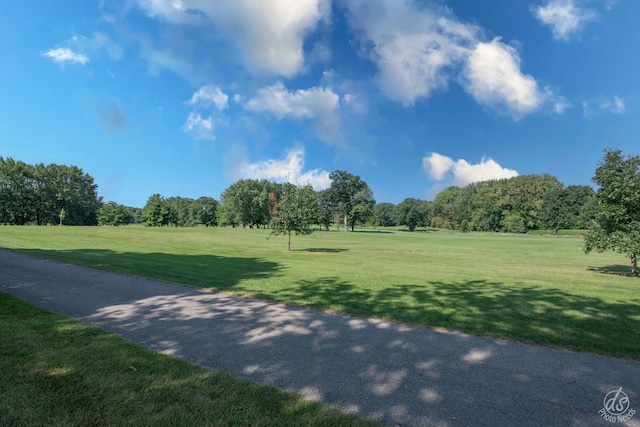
<box><xmin>344</xmin><ymin>213</ymin><xmax>348</xmax><ymax>232</ymax></box>
<box><xmin>287</xmin><ymin>232</ymin><xmax>291</xmax><ymax>251</ymax></box>
<box><xmin>631</xmin><ymin>252</ymin><xmax>638</xmax><ymax>277</ymax></box>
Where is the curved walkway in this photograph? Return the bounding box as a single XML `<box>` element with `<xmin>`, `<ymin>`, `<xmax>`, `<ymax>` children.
<box><xmin>1</xmin><ymin>248</ymin><xmax>638</xmax><ymax>426</ymax></box>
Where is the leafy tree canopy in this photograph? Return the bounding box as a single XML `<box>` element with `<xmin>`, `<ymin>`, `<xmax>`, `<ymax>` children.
<box><xmin>584</xmin><ymin>148</ymin><xmax>640</xmax><ymax>276</ymax></box>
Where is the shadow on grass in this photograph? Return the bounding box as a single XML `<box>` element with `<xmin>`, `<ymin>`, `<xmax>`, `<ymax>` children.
<box><xmin>396</xmin><ymin>228</ymin><xmax>441</xmax><ymax>233</ymax></box>
<box><xmin>11</xmin><ymin>248</ymin><xmax>283</xmax><ymax>290</ymax></box>
<box><xmin>296</xmin><ymin>248</ymin><xmax>348</xmax><ymax>253</ymax></box>
<box><xmin>252</xmin><ymin>277</ymin><xmax>640</xmax><ymax>360</ymax></box>
<box><xmin>587</xmin><ymin>264</ymin><xmax>636</xmax><ymax>277</ymax></box>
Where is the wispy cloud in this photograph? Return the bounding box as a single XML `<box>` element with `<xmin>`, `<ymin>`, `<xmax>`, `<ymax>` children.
<box><xmin>187</xmin><ymin>85</ymin><xmax>229</xmax><ymax>111</ymax></box>
<box><xmin>182</xmin><ymin>112</ymin><xmax>215</xmax><ymax>141</ymax></box>
<box><xmin>423</xmin><ymin>152</ymin><xmax>518</xmax><ymax>187</ymax></box>
<box><xmin>69</xmin><ymin>32</ymin><xmax>123</xmax><ymax>60</ymax></box>
<box><xmin>532</xmin><ymin>0</ymin><xmax>597</xmax><ymax>41</ymax></box>
<box><xmin>582</xmin><ymin>96</ymin><xmax>627</xmax><ymax>117</ymax></box>
<box><xmin>43</xmin><ymin>48</ymin><xmax>89</xmax><ymax>65</ymax></box>
<box><xmin>182</xmin><ymin>85</ymin><xmax>229</xmax><ymax>141</ymax></box>
<box><xmin>244</xmin><ymin>81</ymin><xmax>342</xmax><ymax>146</ymax></box>
<box><xmin>235</xmin><ymin>146</ymin><xmax>331</xmax><ymax>190</ymax></box>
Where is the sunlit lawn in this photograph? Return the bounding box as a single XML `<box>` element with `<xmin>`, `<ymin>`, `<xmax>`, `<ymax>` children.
<box><xmin>1</xmin><ymin>225</ymin><xmax>639</xmax><ymax>359</ymax></box>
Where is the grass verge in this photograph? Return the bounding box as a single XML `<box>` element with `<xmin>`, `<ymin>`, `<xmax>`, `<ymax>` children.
<box><xmin>0</xmin><ymin>292</ymin><xmax>378</xmax><ymax>427</ymax></box>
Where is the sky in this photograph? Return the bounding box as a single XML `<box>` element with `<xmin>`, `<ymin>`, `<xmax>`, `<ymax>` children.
<box><xmin>1</xmin><ymin>0</ymin><xmax>638</xmax><ymax>207</ymax></box>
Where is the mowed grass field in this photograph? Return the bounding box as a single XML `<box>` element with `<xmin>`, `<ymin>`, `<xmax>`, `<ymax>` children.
<box><xmin>1</xmin><ymin>225</ymin><xmax>639</xmax><ymax>359</ymax></box>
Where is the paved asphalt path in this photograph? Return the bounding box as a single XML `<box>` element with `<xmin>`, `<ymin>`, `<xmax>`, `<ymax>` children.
<box><xmin>1</xmin><ymin>248</ymin><xmax>639</xmax><ymax>427</ymax></box>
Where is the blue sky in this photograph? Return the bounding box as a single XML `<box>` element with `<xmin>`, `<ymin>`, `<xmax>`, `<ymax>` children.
<box><xmin>1</xmin><ymin>0</ymin><xmax>638</xmax><ymax>207</ymax></box>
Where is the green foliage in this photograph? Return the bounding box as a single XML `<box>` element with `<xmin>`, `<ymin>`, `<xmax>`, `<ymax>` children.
<box><xmin>428</xmin><ymin>174</ymin><xmax>592</xmax><ymax>233</ymax></box>
<box><xmin>373</xmin><ymin>202</ymin><xmax>396</xmax><ymax>227</ymax></box>
<box><xmin>140</xmin><ymin>194</ymin><xmax>218</xmax><ymax>227</ymax></box>
<box><xmin>220</xmin><ymin>179</ymin><xmax>281</xmax><ymax>228</ymax></box>
<box><xmin>141</xmin><ymin>194</ymin><xmax>169</xmax><ymax>226</ymax></box>
<box><xmin>584</xmin><ymin>148</ymin><xmax>640</xmax><ymax>276</ymax></box>
<box><xmin>393</xmin><ymin>198</ymin><xmax>431</xmax><ymax>231</ymax></box>
<box><xmin>328</xmin><ymin>170</ymin><xmax>375</xmax><ymax>231</ymax></box>
<box><xmin>99</xmin><ymin>201</ymin><xmax>134</xmax><ymax>226</ymax></box>
<box><xmin>0</xmin><ymin>157</ymin><xmax>101</xmax><ymax>225</ymax></box>
<box><xmin>269</xmin><ymin>183</ymin><xmax>317</xmax><ymax>250</ymax></box>
<box><xmin>315</xmin><ymin>189</ymin><xmax>334</xmax><ymax>231</ymax></box>
<box><xmin>540</xmin><ymin>185</ymin><xmax>595</xmax><ymax>234</ymax></box>
<box><xmin>191</xmin><ymin>196</ymin><xmax>218</xmax><ymax>227</ymax></box>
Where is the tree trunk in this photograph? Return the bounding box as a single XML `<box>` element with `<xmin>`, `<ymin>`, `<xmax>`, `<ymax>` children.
<box><xmin>344</xmin><ymin>213</ymin><xmax>348</xmax><ymax>232</ymax></box>
<box><xmin>287</xmin><ymin>232</ymin><xmax>291</xmax><ymax>251</ymax></box>
<box><xmin>631</xmin><ymin>253</ymin><xmax>638</xmax><ymax>277</ymax></box>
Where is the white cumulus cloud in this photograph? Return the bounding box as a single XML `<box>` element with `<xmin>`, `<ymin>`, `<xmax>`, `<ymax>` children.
<box><xmin>43</xmin><ymin>48</ymin><xmax>89</xmax><ymax>65</ymax></box>
<box><xmin>344</xmin><ymin>0</ymin><xmax>475</xmax><ymax>105</ymax></box>
<box><xmin>423</xmin><ymin>152</ymin><xmax>519</xmax><ymax>187</ymax></box>
<box><xmin>532</xmin><ymin>0</ymin><xmax>597</xmax><ymax>41</ymax></box>
<box><xmin>459</xmin><ymin>38</ymin><xmax>561</xmax><ymax>120</ymax></box>
<box><xmin>245</xmin><ymin>81</ymin><xmax>342</xmax><ymax>145</ymax></box>
<box><xmin>236</xmin><ymin>146</ymin><xmax>331</xmax><ymax>190</ymax></box>
<box><xmin>133</xmin><ymin>0</ymin><xmax>330</xmax><ymax>77</ymax></box>
<box><xmin>423</xmin><ymin>152</ymin><xmax>455</xmax><ymax>181</ymax></box>
<box><xmin>344</xmin><ymin>0</ymin><xmax>563</xmax><ymax>118</ymax></box>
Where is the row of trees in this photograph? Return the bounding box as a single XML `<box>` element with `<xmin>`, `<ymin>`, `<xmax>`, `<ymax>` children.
<box><xmin>212</xmin><ymin>171</ymin><xmax>375</xmax><ymax>232</ymax></box>
<box><xmin>427</xmin><ymin>175</ymin><xmax>596</xmax><ymax>233</ymax></box>
<box><xmin>134</xmin><ymin>172</ymin><xmax>597</xmax><ymax>235</ymax></box>
<box><xmin>138</xmin><ymin>195</ymin><xmax>218</xmax><ymax>227</ymax></box>
<box><xmin>0</xmin><ymin>156</ymin><xmax>599</xmax><ymax>235</ymax></box>
<box><xmin>372</xmin><ymin>177</ymin><xmax>596</xmax><ymax>234</ymax></box>
<box><xmin>0</xmin><ymin>157</ymin><xmax>101</xmax><ymax>225</ymax></box>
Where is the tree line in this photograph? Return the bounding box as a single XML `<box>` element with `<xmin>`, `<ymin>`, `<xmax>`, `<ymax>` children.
<box><xmin>375</xmin><ymin>176</ymin><xmax>596</xmax><ymax>234</ymax></box>
<box><xmin>1</xmin><ymin>156</ymin><xmax>596</xmax><ymax>234</ymax></box>
<box><xmin>0</xmin><ymin>157</ymin><xmax>101</xmax><ymax>225</ymax></box>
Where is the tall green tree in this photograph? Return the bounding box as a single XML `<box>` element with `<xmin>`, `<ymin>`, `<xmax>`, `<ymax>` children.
<box><xmin>584</xmin><ymin>149</ymin><xmax>640</xmax><ymax>276</ymax></box>
<box><xmin>191</xmin><ymin>196</ymin><xmax>218</xmax><ymax>227</ymax></box>
<box><xmin>394</xmin><ymin>198</ymin><xmax>429</xmax><ymax>231</ymax></box>
<box><xmin>328</xmin><ymin>170</ymin><xmax>373</xmax><ymax>231</ymax></box>
<box><xmin>220</xmin><ymin>179</ymin><xmax>279</xmax><ymax>228</ymax></box>
<box><xmin>141</xmin><ymin>194</ymin><xmax>169</xmax><ymax>226</ymax></box>
<box><xmin>315</xmin><ymin>189</ymin><xmax>334</xmax><ymax>231</ymax></box>
<box><xmin>540</xmin><ymin>187</ymin><xmax>570</xmax><ymax>236</ymax></box>
<box><xmin>374</xmin><ymin>202</ymin><xmax>396</xmax><ymax>227</ymax></box>
<box><xmin>99</xmin><ymin>201</ymin><xmax>133</xmax><ymax>226</ymax></box>
<box><xmin>348</xmin><ymin>186</ymin><xmax>375</xmax><ymax>231</ymax></box>
<box><xmin>269</xmin><ymin>183</ymin><xmax>317</xmax><ymax>251</ymax></box>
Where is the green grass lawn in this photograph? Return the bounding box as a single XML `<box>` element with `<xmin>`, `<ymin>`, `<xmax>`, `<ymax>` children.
<box><xmin>1</xmin><ymin>225</ymin><xmax>639</xmax><ymax>359</ymax></box>
<box><xmin>0</xmin><ymin>292</ymin><xmax>378</xmax><ymax>427</ymax></box>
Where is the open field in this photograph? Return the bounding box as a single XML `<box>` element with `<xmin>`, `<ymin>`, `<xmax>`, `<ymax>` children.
<box><xmin>0</xmin><ymin>292</ymin><xmax>377</xmax><ymax>426</ymax></box>
<box><xmin>1</xmin><ymin>226</ymin><xmax>638</xmax><ymax>359</ymax></box>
